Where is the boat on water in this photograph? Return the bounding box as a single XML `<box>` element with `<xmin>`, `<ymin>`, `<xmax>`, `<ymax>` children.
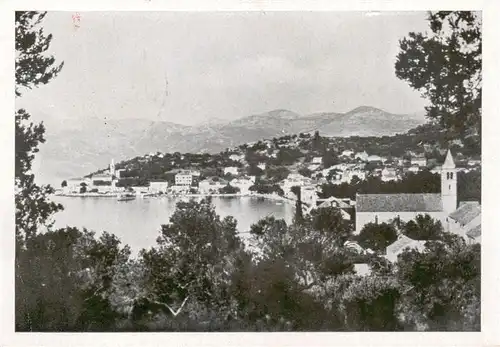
<box><xmin>117</xmin><ymin>193</ymin><xmax>136</xmax><ymax>201</ymax></box>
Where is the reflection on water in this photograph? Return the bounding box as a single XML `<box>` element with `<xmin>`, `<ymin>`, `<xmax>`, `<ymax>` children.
<box><xmin>51</xmin><ymin>196</ymin><xmax>294</xmax><ymax>255</ymax></box>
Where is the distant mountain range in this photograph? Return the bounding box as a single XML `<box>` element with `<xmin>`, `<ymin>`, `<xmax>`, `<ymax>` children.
<box><xmin>35</xmin><ymin>106</ymin><xmax>426</xmax><ymax>185</ymax></box>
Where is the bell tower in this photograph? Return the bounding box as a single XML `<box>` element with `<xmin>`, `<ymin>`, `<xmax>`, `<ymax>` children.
<box><xmin>441</xmin><ymin>149</ymin><xmax>457</xmax><ymax>214</ymax></box>
<box><xmin>110</xmin><ymin>158</ymin><xmax>115</xmax><ymax>176</ymax></box>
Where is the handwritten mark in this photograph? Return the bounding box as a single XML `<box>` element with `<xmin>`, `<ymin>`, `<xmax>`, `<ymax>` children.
<box><xmin>72</xmin><ymin>12</ymin><xmax>81</xmax><ymax>30</ymax></box>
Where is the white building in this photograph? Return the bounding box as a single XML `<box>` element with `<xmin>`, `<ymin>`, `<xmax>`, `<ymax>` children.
<box><xmin>341</xmin><ymin>150</ymin><xmax>354</xmax><ymax>158</ymax></box>
<box><xmin>311</xmin><ymin>157</ymin><xmax>323</xmax><ymax>164</ymax></box>
<box><xmin>301</xmin><ymin>185</ymin><xmax>319</xmax><ymax>206</ymax></box>
<box><xmin>355</xmin><ymin>151</ymin><xmax>369</xmax><ymax>162</ymax></box>
<box><xmin>381</xmin><ymin>167</ymin><xmax>398</xmax><ymax>182</ymax></box>
<box><xmin>411</xmin><ymin>156</ymin><xmax>427</xmax><ymax>167</ymax></box>
<box><xmin>198</xmin><ymin>177</ymin><xmax>227</xmax><ymax>194</ymax></box>
<box><xmin>170</xmin><ymin>185</ymin><xmax>190</xmax><ymax>194</ymax></box>
<box><xmin>224</xmin><ymin>166</ymin><xmax>239</xmax><ymax>176</ymax></box>
<box><xmin>353</xmin><ymin>263</ymin><xmax>372</xmax><ymax>276</ymax></box>
<box><xmin>282</xmin><ymin>173</ymin><xmax>312</xmax><ymax>193</ymax></box>
<box><xmin>355</xmin><ymin>193</ymin><xmax>450</xmax><ymax>235</ymax></box>
<box><xmin>175</xmin><ymin>172</ymin><xmax>193</xmax><ymax>186</ymax></box>
<box><xmin>149</xmin><ymin>180</ymin><xmax>169</xmax><ymax>193</ymax></box>
<box><xmin>230</xmin><ymin>176</ymin><xmax>255</xmax><ymax>194</ymax></box>
<box><xmin>65</xmin><ymin>178</ymin><xmax>87</xmax><ymax>193</ymax></box>
<box><xmin>229</xmin><ymin>154</ymin><xmax>244</xmax><ymax>162</ymax></box>
<box><xmin>355</xmin><ymin>150</ymin><xmax>457</xmax><ymax>234</ymax></box>
<box><xmin>367</xmin><ymin>155</ymin><xmax>385</xmax><ymax>162</ymax></box>
<box><xmin>407</xmin><ymin>165</ymin><xmax>420</xmax><ymax>173</ymax></box>
<box><xmin>308</xmin><ymin>163</ymin><xmax>321</xmax><ymax>171</ymax></box>
<box><xmin>130</xmin><ymin>186</ymin><xmax>149</xmax><ymax>194</ymax></box>
<box><xmin>385</xmin><ymin>235</ymin><xmax>427</xmax><ymax>263</ymax></box>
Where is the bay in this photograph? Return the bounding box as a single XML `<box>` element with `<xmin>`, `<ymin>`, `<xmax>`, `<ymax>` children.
<box><xmin>50</xmin><ymin>196</ymin><xmax>294</xmax><ymax>255</ymax></box>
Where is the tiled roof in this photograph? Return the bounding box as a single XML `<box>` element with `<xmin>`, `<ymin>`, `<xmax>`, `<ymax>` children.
<box><xmin>318</xmin><ymin>197</ymin><xmax>351</xmax><ymax>209</ymax></box>
<box><xmin>466</xmin><ymin>223</ymin><xmax>481</xmax><ymax>238</ymax></box>
<box><xmin>386</xmin><ymin>235</ymin><xmax>426</xmax><ymax>256</ymax></box>
<box><xmin>356</xmin><ymin>193</ymin><xmax>442</xmax><ymax>212</ymax></box>
<box><xmin>449</xmin><ymin>201</ymin><xmax>480</xmax><ymax>226</ymax></box>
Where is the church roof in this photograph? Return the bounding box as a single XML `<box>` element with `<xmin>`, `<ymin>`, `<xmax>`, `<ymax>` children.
<box><xmin>356</xmin><ymin>193</ymin><xmax>442</xmax><ymax>212</ymax></box>
<box><xmin>449</xmin><ymin>201</ymin><xmax>480</xmax><ymax>226</ymax></box>
<box><xmin>442</xmin><ymin>149</ymin><xmax>456</xmax><ymax>169</ymax></box>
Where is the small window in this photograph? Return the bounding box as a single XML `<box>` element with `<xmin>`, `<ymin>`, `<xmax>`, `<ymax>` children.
<box><xmin>450</xmin><ymin>172</ymin><xmax>453</xmax><ymax>180</ymax></box>
<box><xmin>375</xmin><ymin>215</ymin><xmax>378</xmax><ymax>224</ymax></box>
<box><xmin>449</xmin><ymin>184</ymin><xmax>451</xmax><ymax>190</ymax></box>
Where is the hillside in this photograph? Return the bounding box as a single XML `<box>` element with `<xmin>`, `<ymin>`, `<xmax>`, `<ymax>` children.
<box><xmin>35</xmin><ymin>106</ymin><xmax>426</xmax><ymax>184</ymax></box>
<box><xmin>79</xmin><ymin>122</ymin><xmax>480</xmax><ymax>204</ymax></box>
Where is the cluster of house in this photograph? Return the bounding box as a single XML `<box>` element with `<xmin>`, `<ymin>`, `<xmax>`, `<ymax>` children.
<box><xmin>62</xmin><ymin>162</ymin><xmax>259</xmax><ymax>196</ymax></box>
<box><xmin>322</xmin><ymin>150</ymin><xmax>480</xmax><ymax>244</ymax></box>
<box><xmin>315</xmin><ymin>148</ymin><xmax>479</xmax><ymax>185</ymax></box>
<box><xmin>343</xmin><ymin>150</ymin><xmax>481</xmax><ymax>276</ymax></box>
<box><xmin>64</xmin><ymin>159</ymin><xmax>121</xmax><ymax>194</ymax></box>
<box><xmin>64</xmin><ymin>150</ymin><xmax>479</xmax><ymax>274</ymax></box>
<box><xmin>353</xmin><ymin>150</ymin><xmax>481</xmax><ymax>240</ymax></box>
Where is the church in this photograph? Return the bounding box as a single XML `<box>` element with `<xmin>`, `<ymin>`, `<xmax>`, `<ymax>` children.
<box><xmin>355</xmin><ymin>149</ymin><xmax>459</xmax><ymax>235</ymax></box>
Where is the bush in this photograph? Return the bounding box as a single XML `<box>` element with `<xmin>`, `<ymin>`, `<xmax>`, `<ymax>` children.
<box><xmin>219</xmin><ymin>184</ymin><xmax>240</xmax><ymax>194</ymax></box>
<box><xmin>298</xmin><ymin>168</ymin><xmax>312</xmax><ymax>178</ymax></box>
<box><xmin>357</xmin><ymin>222</ymin><xmax>398</xmax><ymax>252</ymax></box>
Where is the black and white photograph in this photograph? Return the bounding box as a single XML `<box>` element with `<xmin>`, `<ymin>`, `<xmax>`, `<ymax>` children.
<box><xmin>3</xmin><ymin>1</ymin><xmax>497</xmax><ymax>343</ymax></box>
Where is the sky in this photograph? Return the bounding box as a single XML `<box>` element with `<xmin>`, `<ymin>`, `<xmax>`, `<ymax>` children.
<box><xmin>19</xmin><ymin>11</ymin><xmax>431</xmax><ymax>126</ymax></box>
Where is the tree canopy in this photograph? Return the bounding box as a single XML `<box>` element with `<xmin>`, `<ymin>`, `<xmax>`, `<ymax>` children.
<box><xmin>395</xmin><ymin>11</ymin><xmax>481</xmax><ymax>137</ymax></box>
<box><xmin>357</xmin><ymin>222</ymin><xmax>398</xmax><ymax>253</ymax></box>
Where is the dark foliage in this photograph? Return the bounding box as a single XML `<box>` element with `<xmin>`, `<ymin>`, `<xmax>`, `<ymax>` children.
<box><xmin>395</xmin><ymin>11</ymin><xmax>481</xmax><ymax>137</ymax></box>
<box><xmin>357</xmin><ymin>222</ymin><xmax>398</xmax><ymax>252</ymax></box>
<box><xmin>219</xmin><ymin>184</ymin><xmax>240</xmax><ymax>194</ymax></box>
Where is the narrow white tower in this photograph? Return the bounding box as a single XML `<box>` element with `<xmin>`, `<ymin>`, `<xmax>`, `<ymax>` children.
<box><xmin>441</xmin><ymin>149</ymin><xmax>457</xmax><ymax>214</ymax></box>
<box><xmin>110</xmin><ymin>158</ymin><xmax>115</xmax><ymax>177</ymax></box>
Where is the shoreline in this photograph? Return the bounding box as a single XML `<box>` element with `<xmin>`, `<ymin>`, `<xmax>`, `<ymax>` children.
<box><xmin>54</xmin><ymin>192</ymin><xmax>298</xmax><ymax>205</ymax></box>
